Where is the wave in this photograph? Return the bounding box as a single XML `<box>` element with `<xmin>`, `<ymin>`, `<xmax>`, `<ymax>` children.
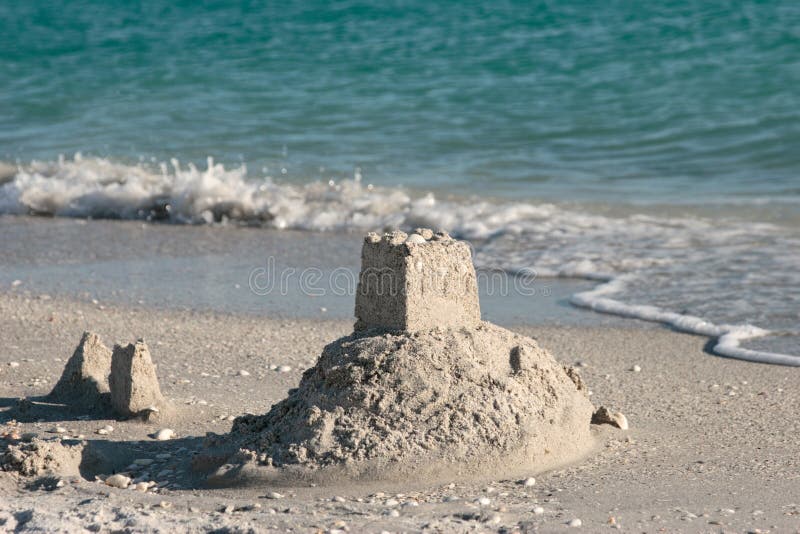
<box><xmin>2</xmin><ymin>154</ymin><xmax>798</xmax><ymax>365</ymax></box>
<box><xmin>571</xmin><ymin>275</ymin><xmax>800</xmax><ymax>367</ymax></box>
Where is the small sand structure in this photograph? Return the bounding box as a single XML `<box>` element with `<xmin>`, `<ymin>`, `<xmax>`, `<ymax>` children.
<box><xmin>47</xmin><ymin>332</ymin><xmax>112</xmax><ymax>409</ymax></box>
<box><xmin>47</xmin><ymin>333</ymin><xmax>168</xmax><ymax>419</ymax></box>
<box><xmin>109</xmin><ymin>341</ymin><xmax>167</xmax><ymax>418</ymax></box>
<box><xmin>214</xmin><ymin>229</ymin><xmax>596</xmax><ymax>486</ymax></box>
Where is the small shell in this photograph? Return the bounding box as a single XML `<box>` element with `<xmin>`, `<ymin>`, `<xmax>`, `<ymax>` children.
<box><xmin>105</xmin><ymin>474</ymin><xmax>131</xmax><ymax>489</ymax></box>
<box><xmin>154</xmin><ymin>428</ymin><xmax>175</xmax><ymax>441</ymax></box>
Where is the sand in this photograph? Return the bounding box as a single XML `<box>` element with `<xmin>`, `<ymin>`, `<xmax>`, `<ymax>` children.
<box><xmin>222</xmin><ymin>323</ymin><xmax>593</xmax><ymax>486</ymax></box>
<box><xmin>47</xmin><ymin>331</ymin><xmax>112</xmax><ymax>409</ymax></box>
<box><xmin>205</xmin><ymin>230</ymin><xmax>595</xmax><ymax>488</ymax></box>
<box><xmin>2</xmin><ymin>291</ymin><xmax>800</xmax><ymax>532</ymax></box>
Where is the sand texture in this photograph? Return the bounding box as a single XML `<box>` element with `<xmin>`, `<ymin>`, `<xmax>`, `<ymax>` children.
<box><xmin>224</xmin><ymin>323</ymin><xmax>593</xmax><ymax>485</ymax></box>
<box><xmin>2</xmin><ymin>292</ymin><xmax>800</xmax><ymax>532</ymax></box>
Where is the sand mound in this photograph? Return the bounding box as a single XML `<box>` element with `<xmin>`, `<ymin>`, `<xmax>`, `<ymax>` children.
<box><xmin>227</xmin><ymin>322</ymin><xmax>594</xmax><ymax>484</ymax></box>
<box><xmin>1</xmin><ymin>438</ymin><xmax>84</xmax><ymax>478</ymax></box>
<box><xmin>47</xmin><ymin>331</ymin><xmax>111</xmax><ymax>408</ymax></box>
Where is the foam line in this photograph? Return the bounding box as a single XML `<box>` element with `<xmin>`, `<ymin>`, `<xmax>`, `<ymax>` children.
<box><xmin>570</xmin><ymin>275</ymin><xmax>800</xmax><ymax>366</ymax></box>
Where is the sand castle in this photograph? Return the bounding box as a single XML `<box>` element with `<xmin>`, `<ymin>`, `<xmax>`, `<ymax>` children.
<box><xmin>214</xmin><ymin>229</ymin><xmax>596</xmax><ymax>486</ymax></box>
<box><xmin>47</xmin><ymin>334</ymin><xmax>167</xmax><ymax>419</ymax></box>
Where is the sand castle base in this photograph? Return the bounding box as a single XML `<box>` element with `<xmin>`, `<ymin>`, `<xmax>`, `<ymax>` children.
<box><xmin>207</xmin><ymin>322</ymin><xmax>595</xmax><ymax>487</ymax></box>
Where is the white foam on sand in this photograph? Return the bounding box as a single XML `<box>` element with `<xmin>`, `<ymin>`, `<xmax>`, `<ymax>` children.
<box><xmin>571</xmin><ymin>274</ymin><xmax>800</xmax><ymax>367</ymax></box>
<box><xmin>2</xmin><ymin>154</ymin><xmax>798</xmax><ymax>365</ymax></box>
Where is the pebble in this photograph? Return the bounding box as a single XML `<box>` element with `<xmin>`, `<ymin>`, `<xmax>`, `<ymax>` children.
<box><xmin>8</xmin><ymin>362</ymin><xmax>19</xmax><ymax>368</ymax></box>
<box><xmin>265</xmin><ymin>491</ymin><xmax>283</xmax><ymax>499</ymax></box>
<box><xmin>52</xmin><ymin>426</ymin><xmax>67</xmax><ymax>434</ymax></box>
<box><xmin>523</xmin><ymin>477</ymin><xmax>536</xmax><ymax>487</ymax></box>
<box><xmin>238</xmin><ymin>370</ymin><xmax>250</xmax><ymax>377</ymax></box>
<box><xmin>104</xmin><ymin>474</ymin><xmax>131</xmax><ymax>489</ymax></box>
<box><xmin>593</xmin><ymin>407</ymin><xmax>630</xmax><ymax>430</ymax></box>
<box><xmin>631</xmin><ymin>365</ymin><xmax>642</xmax><ymax>373</ymax></box>
<box><xmin>132</xmin><ymin>482</ymin><xmax>150</xmax><ymax>492</ymax></box>
<box><xmin>156</xmin><ymin>453</ymin><xmax>171</xmax><ymax>460</ymax></box>
<box><xmin>332</xmin><ymin>496</ymin><xmax>346</xmax><ymax>503</ymax></box>
<box><xmin>385</xmin><ymin>498</ymin><xmax>399</xmax><ymax>506</ymax></box>
<box><xmin>154</xmin><ymin>428</ymin><xmax>175</xmax><ymax>441</ymax></box>
<box><xmin>278</xmin><ymin>365</ymin><xmax>292</xmax><ymax>373</ymax></box>
<box><xmin>533</xmin><ymin>506</ymin><xmax>545</xmax><ymax>515</ymax></box>
<box><xmin>405</xmin><ymin>233</ymin><xmax>426</xmax><ymax>244</ymax></box>
<box><xmin>614</xmin><ymin>412</ymin><xmax>629</xmax><ymax>430</ymax></box>
<box><xmin>568</xmin><ymin>518</ymin><xmax>582</xmax><ymax>527</ymax></box>
<box><xmin>476</xmin><ymin>497</ymin><xmax>491</xmax><ymax>506</ymax></box>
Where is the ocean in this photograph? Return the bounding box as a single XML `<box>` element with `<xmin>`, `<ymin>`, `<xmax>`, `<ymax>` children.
<box><xmin>1</xmin><ymin>0</ymin><xmax>798</xmax><ymax>362</ymax></box>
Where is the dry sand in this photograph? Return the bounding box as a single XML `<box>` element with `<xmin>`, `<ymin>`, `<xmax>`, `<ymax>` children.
<box><xmin>2</xmin><ymin>292</ymin><xmax>799</xmax><ymax>532</ymax></box>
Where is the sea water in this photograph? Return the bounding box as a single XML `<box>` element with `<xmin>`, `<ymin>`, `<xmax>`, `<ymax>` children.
<box><xmin>1</xmin><ymin>1</ymin><xmax>798</xmax><ymax>362</ymax></box>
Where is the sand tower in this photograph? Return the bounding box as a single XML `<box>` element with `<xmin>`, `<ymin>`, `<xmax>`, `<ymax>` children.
<box><xmin>354</xmin><ymin>230</ymin><xmax>480</xmax><ymax>332</ymax></box>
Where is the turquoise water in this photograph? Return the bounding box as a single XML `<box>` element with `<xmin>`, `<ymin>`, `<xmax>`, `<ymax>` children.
<box><xmin>2</xmin><ymin>0</ymin><xmax>800</xmax><ymax>202</ymax></box>
<box><xmin>1</xmin><ymin>1</ymin><xmax>799</xmax><ymax>362</ymax></box>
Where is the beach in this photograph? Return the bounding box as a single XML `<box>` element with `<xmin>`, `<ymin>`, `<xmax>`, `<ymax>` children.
<box><xmin>2</xmin><ymin>218</ymin><xmax>799</xmax><ymax>532</ymax></box>
<box><xmin>2</xmin><ymin>1</ymin><xmax>799</xmax><ymax>529</ymax></box>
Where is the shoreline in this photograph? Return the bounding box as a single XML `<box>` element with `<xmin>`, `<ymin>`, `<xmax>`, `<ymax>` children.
<box><xmin>3</xmin><ymin>214</ymin><xmax>794</xmax><ymax>365</ymax></box>
<box><xmin>0</xmin><ymin>215</ymin><xmax>643</xmax><ymax>328</ymax></box>
<box><xmin>2</xmin><ymin>291</ymin><xmax>799</xmax><ymax>531</ymax></box>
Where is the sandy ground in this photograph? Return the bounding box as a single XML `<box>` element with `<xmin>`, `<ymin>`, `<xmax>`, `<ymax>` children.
<box><xmin>1</xmin><ymin>292</ymin><xmax>799</xmax><ymax>532</ymax></box>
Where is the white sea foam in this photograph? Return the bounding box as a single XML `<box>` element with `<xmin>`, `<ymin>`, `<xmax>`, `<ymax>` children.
<box><xmin>571</xmin><ymin>276</ymin><xmax>800</xmax><ymax>367</ymax></box>
<box><xmin>1</xmin><ymin>155</ymin><xmax>798</xmax><ymax>365</ymax></box>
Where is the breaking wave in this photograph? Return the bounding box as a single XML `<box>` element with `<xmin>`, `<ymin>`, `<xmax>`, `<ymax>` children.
<box><xmin>2</xmin><ymin>155</ymin><xmax>798</xmax><ymax>365</ymax></box>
